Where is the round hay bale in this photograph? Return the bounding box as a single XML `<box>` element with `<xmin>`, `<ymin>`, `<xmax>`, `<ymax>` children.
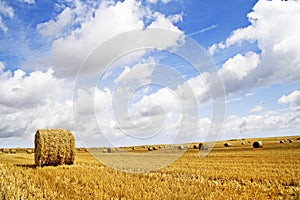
<box><xmin>35</xmin><ymin>129</ymin><xmax>76</xmax><ymax>167</ymax></box>
<box><xmin>198</xmin><ymin>143</ymin><xmax>208</xmax><ymax>150</ymax></box>
<box><xmin>193</xmin><ymin>144</ymin><xmax>198</xmax><ymax>149</ymax></box>
<box><xmin>26</xmin><ymin>149</ymin><xmax>33</xmax><ymax>154</ymax></box>
<box><xmin>153</xmin><ymin>146</ymin><xmax>158</xmax><ymax>150</ymax></box>
<box><xmin>297</xmin><ymin>137</ymin><xmax>300</xmax><ymax>140</ymax></box>
<box><xmin>107</xmin><ymin>147</ymin><xmax>112</xmax><ymax>153</ymax></box>
<box><xmin>241</xmin><ymin>142</ymin><xmax>245</xmax><ymax>145</ymax></box>
<box><xmin>248</xmin><ymin>141</ymin><xmax>251</xmax><ymax>143</ymax></box>
<box><xmin>280</xmin><ymin>140</ymin><xmax>284</xmax><ymax>143</ymax></box>
<box><xmin>178</xmin><ymin>145</ymin><xmax>185</xmax><ymax>150</ymax></box>
<box><xmin>103</xmin><ymin>149</ymin><xmax>108</xmax><ymax>153</ymax></box>
<box><xmin>148</xmin><ymin>147</ymin><xmax>153</xmax><ymax>151</ymax></box>
<box><xmin>253</xmin><ymin>141</ymin><xmax>263</xmax><ymax>148</ymax></box>
<box><xmin>10</xmin><ymin>149</ymin><xmax>17</xmax><ymax>154</ymax></box>
<box><xmin>288</xmin><ymin>139</ymin><xmax>293</xmax><ymax>143</ymax></box>
<box><xmin>224</xmin><ymin>143</ymin><xmax>232</xmax><ymax>147</ymax></box>
<box><xmin>131</xmin><ymin>147</ymin><xmax>135</xmax><ymax>150</ymax></box>
<box><xmin>2</xmin><ymin>148</ymin><xmax>9</xmax><ymax>154</ymax></box>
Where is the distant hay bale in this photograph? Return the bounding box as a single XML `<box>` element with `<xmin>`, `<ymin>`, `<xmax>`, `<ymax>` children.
<box><xmin>148</xmin><ymin>147</ymin><xmax>153</xmax><ymax>151</ymax></box>
<box><xmin>10</xmin><ymin>149</ymin><xmax>17</xmax><ymax>154</ymax></box>
<box><xmin>280</xmin><ymin>140</ymin><xmax>284</xmax><ymax>143</ymax></box>
<box><xmin>2</xmin><ymin>148</ymin><xmax>9</xmax><ymax>154</ymax></box>
<box><xmin>193</xmin><ymin>144</ymin><xmax>198</xmax><ymax>149</ymax></box>
<box><xmin>248</xmin><ymin>141</ymin><xmax>251</xmax><ymax>143</ymax></box>
<box><xmin>35</xmin><ymin>129</ymin><xmax>76</xmax><ymax>167</ymax></box>
<box><xmin>224</xmin><ymin>143</ymin><xmax>232</xmax><ymax>147</ymax></box>
<box><xmin>241</xmin><ymin>142</ymin><xmax>245</xmax><ymax>145</ymax></box>
<box><xmin>288</xmin><ymin>139</ymin><xmax>293</xmax><ymax>143</ymax></box>
<box><xmin>297</xmin><ymin>137</ymin><xmax>300</xmax><ymax>140</ymax></box>
<box><xmin>159</xmin><ymin>146</ymin><xmax>162</xmax><ymax>149</ymax></box>
<box><xmin>178</xmin><ymin>145</ymin><xmax>185</xmax><ymax>150</ymax></box>
<box><xmin>132</xmin><ymin>147</ymin><xmax>135</xmax><ymax>150</ymax></box>
<box><xmin>253</xmin><ymin>141</ymin><xmax>263</xmax><ymax>148</ymax></box>
<box><xmin>198</xmin><ymin>143</ymin><xmax>209</xmax><ymax>150</ymax></box>
<box><xmin>26</xmin><ymin>149</ymin><xmax>33</xmax><ymax>154</ymax></box>
<box><xmin>107</xmin><ymin>147</ymin><xmax>112</xmax><ymax>153</ymax></box>
<box><xmin>103</xmin><ymin>149</ymin><xmax>108</xmax><ymax>153</ymax></box>
<box><xmin>153</xmin><ymin>147</ymin><xmax>158</xmax><ymax>150</ymax></box>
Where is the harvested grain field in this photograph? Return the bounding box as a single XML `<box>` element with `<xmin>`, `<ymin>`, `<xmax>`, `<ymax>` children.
<box><xmin>0</xmin><ymin>136</ymin><xmax>299</xmax><ymax>199</ymax></box>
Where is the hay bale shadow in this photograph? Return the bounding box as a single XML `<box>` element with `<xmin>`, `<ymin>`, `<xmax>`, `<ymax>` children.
<box><xmin>14</xmin><ymin>164</ymin><xmax>37</xmax><ymax>169</ymax></box>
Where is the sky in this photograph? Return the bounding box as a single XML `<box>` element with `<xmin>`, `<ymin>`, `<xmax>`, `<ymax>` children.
<box><xmin>1</xmin><ymin>0</ymin><xmax>300</xmax><ymax>148</ymax></box>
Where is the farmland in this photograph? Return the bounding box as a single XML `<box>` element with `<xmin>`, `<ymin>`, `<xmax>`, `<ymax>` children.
<box><xmin>0</xmin><ymin>136</ymin><xmax>299</xmax><ymax>199</ymax></box>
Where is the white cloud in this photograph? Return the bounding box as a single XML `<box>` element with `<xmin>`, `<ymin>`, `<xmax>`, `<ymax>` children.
<box><xmin>37</xmin><ymin>7</ymin><xmax>73</xmax><ymax>37</ymax></box>
<box><xmin>220</xmin><ymin>52</ymin><xmax>259</xmax><ymax>81</ymax></box>
<box><xmin>0</xmin><ymin>68</ymin><xmax>64</xmax><ymax>108</ymax></box>
<box><xmin>74</xmin><ymin>87</ymin><xmax>111</xmax><ymax>115</ymax></box>
<box><xmin>0</xmin><ymin>2</ymin><xmax>14</xmax><ymax>18</ymax></box>
<box><xmin>47</xmin><ymin>0</ymin><xmax>145</xmax><ymax>77</ymax></box>
<box><xmin>148</xmin><ymin>12</ymin><xmax>181</xmax><ymax>33</ymax></box>
<box><xmin>0</xmin><ymin>16</ymin><xmax>8</xmax><ymax>32</ymax></box>
<box><xmin>0</xmin><ymin>61</ymin><xmax>5</xmax><ymax>72</ymax></box>
<box><xmin>6</xmin><ymin>0</ymin><xmax>300</xmax><ymax>147</ymax></box>
<box><xmin>18</xmin><ymin>0</ymin><xmax>35</xmax><ymax>4</ymax></box>
<box><xmin>147</xmin><ymin>0</ymin><xmax>159</xmax><ymax>4</ymax></box>
<box><xmin>0</xmin><ymin>0</ymin><xmax>185</xmax><ymax>146</ymax></box>
<box><xmin>0</xmin><ymin>67</ymin><xmax>75</xmax><ymax>142</ymax></box>
<box><xmin>114</xmin><ymin>62</ymin><xmax>155</xmax><ymax>87</ymax></box>
<box><xmin>147</xmin><ymin>0</ymin><xmax>171</xmax><ymax>4</ymax></box>
<box><xmin>173</xmin><ymin>51</ymin><xmax>260</xmax><ymax>104</ymax></box>
<box><xmin>278</xmin><ymin>90</ymin><xmax>300</xmax><ymax>107</ymax></box>
<box><xmin>220</xmin><ymin>108</ymin><xmax>300</xmax><ymax>139</ymax></box>
<box><xmin>0</xmin><ymin>1</ymin><xmax>14</xmax><ymax>32</ymax></box>
<box><xmin>250</xmin><ymin>101</ymin><xmax>265</xmax><ymax>113</ymax></box>
<box><xmin>37</xmin><ymin>0</ymin><xmax>183</xmax><ymax>77</ymax></box>
<box><xmin>37</xmin><ymin>0</ymin><xmax>101</xmax><ymax>38</ymax></box>
<box><xmin>162</xmin><ymin>0</ymin><xmax>171</xmax><ymax>4</ymax></box>
<box><xmin>167</xmin><ymin>13</ymin><xmax>183</xmax><ymax>23</ymax></box>
<box><xmin>207</xmin><ymin>0</ymin><xmax>300</xmax><ymax>98</ymax></box>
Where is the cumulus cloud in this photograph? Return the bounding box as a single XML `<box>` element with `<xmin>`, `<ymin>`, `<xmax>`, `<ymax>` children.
<box><xmin>173</xmin><ymin>51</ymin><xmax>260</xmax><ymax>104</ymax></box>
<box><xmin>278</xmin><ymin>90</ymin><xmax>300</xmax><ymax>107</ymax></box>
<box><xmin>0</xmin><ymin>0</ymin><xmax>186</xmax><ymax>147</ymax></box>
<box><xmin>0</xmin><ymin>66</ymin><xmax>75</xmax><ymax>143</ymax></box>
<box><xmin>74</xmin><ymin>87</ymin><xmax>111</xmax><ymax>115</ymax></box>
<box><xmin>47</xmin><ymin>0</ymin><xmax>145</xmax><ymax>77</ymax></box>
<box><xmin>220</xmin><ymin>52</ymin><xmax>259</xmax><ymax>81</ymax></box>
<box><xmin>207</xmin><ymin>0</ymin><xmax>300</xmax><ymax>98</ymax></box>
<box><xmin>222</xmin><ymin>109</ymin><xmax>300</xmax><ymax>139</ymax></box>
<box><xmin>37</xmin><ymin>7</ymin><xmax>73</xmax><ymax>38</ymax></box>
<box><xmin>0</xmin><ymin>67</ymin><xmax>64</xmax><ymax>108</ymax></box>
<box><xmin>3</xmin><ymin>0</ymin><xmax>300</xmax><ymax>147</ymax></box>
<box><xmin>36</xmin><ymin>0</ymin><xmax>184</xmax><ymax>77</ymax></box>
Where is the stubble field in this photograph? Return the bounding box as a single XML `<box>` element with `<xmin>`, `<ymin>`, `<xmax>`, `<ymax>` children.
<box><xmin>0</xmin><ymin>136</ymin><xmax>299</xmax><ymax>199</ymax></box>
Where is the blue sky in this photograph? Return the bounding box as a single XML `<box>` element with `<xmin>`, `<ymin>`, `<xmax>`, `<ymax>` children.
<box><xmin>1</xmin><ymin>0</ymin><xmax>300</xmax><ymax>147</ymax></box>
